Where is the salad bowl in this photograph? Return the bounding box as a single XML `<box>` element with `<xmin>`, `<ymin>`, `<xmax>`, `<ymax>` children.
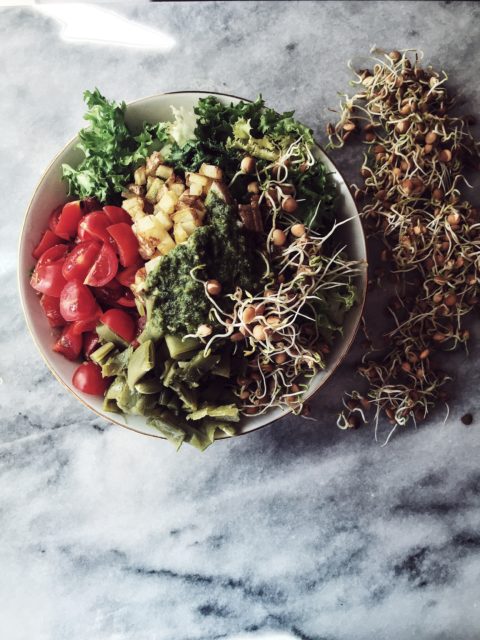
<box><xmin>18</xmin><ymin>91</ymin><xmax>367</xmax><ymax>441</ymax></box>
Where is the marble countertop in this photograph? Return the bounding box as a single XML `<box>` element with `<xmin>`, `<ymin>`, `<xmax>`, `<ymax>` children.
<box><xmin>1</xmin><ymin>2</ymin><xmax>480</xmax><ymax>639</ymax></box>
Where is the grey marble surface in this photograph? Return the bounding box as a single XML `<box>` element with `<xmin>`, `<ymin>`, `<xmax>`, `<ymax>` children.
<box><xmin>1</xmin><ymin>2</ymin><xmax>480</xmax><ymax>639</ymax></box>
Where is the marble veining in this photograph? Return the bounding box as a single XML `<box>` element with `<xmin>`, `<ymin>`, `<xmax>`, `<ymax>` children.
<box><xmin>1</xmin><ymin>2</ymin><xmax>480</xmax><ymax>639</ymax></box>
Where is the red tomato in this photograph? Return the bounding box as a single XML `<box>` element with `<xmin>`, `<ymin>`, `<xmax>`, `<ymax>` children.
<box><xmin>53</xmin><ymin>324</ymin><xmax>83</xmax><ymax>361</ymax></box>
<box><xmin>36</xmin><ymin>243</ymin><xmax>70</xmax><ymax>268</ymax></box>
<box><xmin>92</xmin><ymin>278</ymin><xmax>123</xmax><ymax>307</ymax></box>
<box><xmin>71</xmin><ymin>311</ymin><xmax>101</xmax><ymax>335</ymax></box>
<box><xmin>60</xmin><ymin>280</ymin><xmax>98</xmax><ymax>321</ymax></box>
<box><xmin>78</xmin><ymin>211</ymin><xmax>113</xmax><ymax>244</ymax></box>
<box><xmin>49</xmin><ymin>205</ymin><xmax>63</xmax><ymax>234</ymax></box>
<box><xmin>31</xmin><ymin>263</ymin><xmax>67</xmax><ymax>297</ymax></box>
<box><xmin>83</xmin><ymin>331</ymin><xmax>100</xmax><ymax>359</ymax></box>
<box><xmin>55</xmin><ymin>201</ymin><xmax>84</xmax><ymax>240</ymax></box>
<box><xmin>107</xmin><ymin>223</ymin><xmax>139</xmax><ymax>267</ymax></box>
<box><xmin>117</xmin><ymin>290</ymin><xmax>137</xmax><ymax>308</ymax></box>
<box><xmin>61</xmin><ymin>241</ymin><xmax>101</xmax><ymax>282</ymax></box>
<box><xmin>100</xmin><ymin>308</ymin><xmax>136</xmax><ymax>343</ymax></box>
<box><xmin>117</xmin><ymin>261</ymin><xmax>143</xmax><ymax>287</ymax></box>
<box><xmin>103</xmin><ymin>205</ymin><xmax>131</xmax><ymax>225</ymax></box>
<box><xmin>84</xmin><ymin>242</ymin><xmax>118</xmax><ymax>287</ymax></box>
<box><xmin>72</xmin><ymin>362</ymin><xmax>109</xmax><ymax>395</ymax></box>
<box><xmin>40</xmin><ymin>294</ymin><xmax>66</xmax><ymax>327</ymax></box>
<box><xmin>32</xmin><ymin>230</ymin><xmax>65</xmax><ymax>260</ymax></box>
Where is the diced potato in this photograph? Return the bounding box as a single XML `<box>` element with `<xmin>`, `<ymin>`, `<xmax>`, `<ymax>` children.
<box><xmin>155</xmin><ymin>165</ymin><xmax>174</xmax><ymax>180</ymax></box>
<box><xmin>199</xmin><ymin>163</ymin><xmax>223</xmax><ymax>180</ymax></box>
<box><xmin>154</xmin><ymin>207</ymin><xmax>173</xmax><ymax>231</ymax></box>
<box><xmin>173</xmin><ymin>223</ymin><xmax>189</xmax><ymax>244</ymax></box>
<box><xmin>189</xmin><ymin>182</ymin><xmax>203</xmax><ymax>197</ymax></box>
<box><xmin>186</xmin><ymin>172</ymin><xmax>209</xmax><ymax>187</ymax></box>
<box><xmin>134</xmin><ymin>166</ymin><xmax>147</xmax><ymax>186</ymax></box>
<box><xmin>157</xmin><ymin>191</ymin><xmax>178</xmax><ymax>215</ymax></box>
<box><xmin>134</xmin><ymin>215</ymin><xmax>165</xmax><ymax>240</ymax></box>
<box><xmin>145</xmin><ymin>177</ymin><xmax>163</xmax><ymax>204</ymax></box>
<box><xmin>122</xmin><ymin>196</ymin><xmax>145</xmax><ymax>221</ymax></box>
<box><xmin>203</xmin><ymin>178</ymin><xmax>213</xmax><ymax>195</ymax></box>
<box><xmin>146</xmin><ymin>152</ymin><xmax>164</xmax><ymax>176</ymax></box>
<box><xmin>146</xmin><ymin>175</ymin><xmax>154</xmax><ymax>190</ymax></box>
<box><xmin>172</xmin><ymin>208</ymin><xmax>199</xmax><ymax>226</ymax></box>
<box><xmin>208</xmin><ymin>180</ymin><xmax>232</xmax><ymax>203</ymax></box>
<box><xmin>145</xmin><ymin>255</ymin><xmax>163</xmax><ymax>275</ymax></box>
<box><xmin>157</xmin><ymin>232</ymin><xmax>176</xmax><ymax>255</ymax></box>
<box><xmin>170</xmin><ymin>182</ymin><xmax>186</xmax><ymax>197</ymax></box>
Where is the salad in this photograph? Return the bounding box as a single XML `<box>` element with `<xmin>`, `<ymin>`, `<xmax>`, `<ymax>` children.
<box><xmin>29</xmin><ymin>90</ymin><xmax>361</xmax><ymax>450</ymax></box>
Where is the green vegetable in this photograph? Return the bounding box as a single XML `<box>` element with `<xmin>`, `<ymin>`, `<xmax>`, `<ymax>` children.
<box><xmin>180</xmin><ymin>351</ymin><xmax>221</xmax><ymax>387</ymax></box>
<box><xmin>146</xmin><ymin>193</ymin><xmax>262</xmax><ymax>335</ymax></box>
<box><xmin>134</xmin><ymin>379</ymin><xmax>164</xmax><ymax>395</ymax></box>
<box><xmin>148</xmin><ymin>413</ymin><xmax>187</xmax><ymax>450</ymax></box>
<box><xmin>165</xmin><ymin>335</ymin><xmax>200</xmax><ymax>360</ymax></box>
<box><xmin>96</xmin><ymin>323</ymin><xmax>128</xmax><ymax>349</ymax></box>
<box><xmin>62</xmin><ymin>89</ymin><xmax>169</xmax><ymax>201</ymax></box>
<box><xmin>127</xmin><ymin>340</ymin><xmax>155</xmax><ymax>389</ymax></box>
<box><xmin>101</xmin><ymin>347</ymin><xmax>133</xmax><ymax>377</ymax></box>
<box><xmin>186</xmin><ymin>403</ymin><xmax>240</xmax><ymax>422</ymax></box>
<box><xmin>90</xmin><ymin>342</ymin><xmax>115</xmax><ymax>365</ymax></box>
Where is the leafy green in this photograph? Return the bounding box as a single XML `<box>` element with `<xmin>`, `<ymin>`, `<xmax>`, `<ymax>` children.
<box><xmin>62</xmin><ymin>89</ymin><xmax>169</xmax><ymax>201</ymax></box>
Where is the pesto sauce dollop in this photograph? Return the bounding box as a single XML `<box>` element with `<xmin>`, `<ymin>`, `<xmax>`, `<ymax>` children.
<box><xmin>145</xmin><ymin>193</ymin><xmax>262</xmax><ymax>335</ymax></box>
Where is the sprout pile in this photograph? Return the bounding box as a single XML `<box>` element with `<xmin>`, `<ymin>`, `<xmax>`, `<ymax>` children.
<box><xmin>328</xmin><ymin>47</ymin><xmax>480</xmax><ymax>441</ymax></box>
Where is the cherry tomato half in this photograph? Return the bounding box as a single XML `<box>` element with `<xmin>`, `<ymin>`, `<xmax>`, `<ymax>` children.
<box><xmin>40</xmin><ymin>294</ymin><xmax>66</xmax><ymax>327</ymax></box>
<box><xmin>83</xmin><ymin>331</ymin><xmax>100</xmax><ymax>360</ymax></box>
<box><xmin>54</xmin><ymin>201</ymin><xmax>84</xmax><ymax>240</ymax></box>
<box><xmin>116</xmin><ymin>289</ymin><xmax>137</xmax><ymax>308</ymax></box>
<box><xmin>103</xmin><ymin>205</ymin><xmax>131</xmax><ymax>225</ymax></box>
<box><xmin>71</xmin><ymin>312</ymin><xmax>101</xmax><ymax>335</ymax></box>
<box><xmin>100</xmin><ymin>308</ymin><xmax>136</xmax><ymax>343</ymax></box>
<box><xmin>61</xmin><ymin>241</ymin><xmax>101</xmax><ymax>282</ymax></box>
<box><xmin>31</xmin><ymin>263</ymin><xmax>67</xmax><ymax>297</ymax></box>
<box><xmin>72</xmin><ymin>362</ymin><xmax>109</xmax><ymax>395</ymax></box>
<box><xmin>49</xmin><ymin>205</ymin><xmax>63</xmax><ymax>234</ymax></box>
<box><xmin>32</xmin><ymin>230</ymin><xmax>65</xmax><ymax>260</ymax></box>
<box><xmin>60</xmin><ymin>280</ymin><xmax>98</xmax><ymax>322</ymax></box>
<box><xmin>53</xmin><ymin>324</ymin><xmax>83</xmax><ymax>361</ymax></box>
<box><xmin>117</xmin><ymin>261</ymin><xmax>143</xmax><ymax>288</ymax></box>
<box><xmin>84</xmin><ymin>242</ymin><xmax>118</xmax><ymax>287</ymax></box>
<box><xmin>107</xmin><ymin>223</ymin><xmax>139</xmax><ymax>268</ymax></box>
<box><xmin>92</xmin><ymin>278</ymin><xmax>123</xmax><ymax>307</ymax></box>
<box><xmin>36</xmin><ymin>243</ymin><xmax>70</xmax><ymax>268</ymax></box>
<box><xmin>78</xmin><ymin>211</ymin><xmax>113</xmax><ymax>245</ymax></box>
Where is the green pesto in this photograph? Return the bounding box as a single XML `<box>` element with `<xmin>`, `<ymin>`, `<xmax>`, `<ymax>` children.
<box><xmin>145</xmin><ymin>193</ymin><xmax>262</xmax><ymax>335</ymax></box>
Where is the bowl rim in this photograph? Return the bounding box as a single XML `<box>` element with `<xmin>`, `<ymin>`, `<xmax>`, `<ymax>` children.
<box><xmin>18</xmin><ymin>89</ymin><xmax>368</xmax><ymax>441</ymax></box>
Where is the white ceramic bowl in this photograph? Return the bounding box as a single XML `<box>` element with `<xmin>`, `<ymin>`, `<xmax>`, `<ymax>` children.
<box><xmin>18</xmin><ymin>91</ymin><xmax>367</xmax><ymax>440</ymax></box>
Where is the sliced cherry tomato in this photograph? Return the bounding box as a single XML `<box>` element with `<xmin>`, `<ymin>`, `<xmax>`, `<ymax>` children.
<box><xmin>100</xmin><ymin>308</ymin><xmax>136</xmax><ymax>343</ymax></box>
<box><xmin>72</xmin><ymin>362</ymin><xmax>109</xmax><ymax>395</ymax></box>
<box><xmin>55</xmin><ymin>201</ymin><xmax>84</xmax><ymax>240</ymax></box>
<box><xmin>71</xmin><ymin>309</ymin><xmax>101</xmax><ymax>335</ymax></box>
<box><xmin>78</xmin><ymin>211</ymin><xmax>113</xmax><ymax>245</ymax></box>
<box><xmin>40</xmin><ymin>294</ymin><xmax>66</xmax><ymax>327</ymax></box>
<box><xmin>117</xmin><ymin>261</ymin><xmax>143</xmax><ymax>287</ymax></box>
<box><xmin>136</xmin><ymin>314</ymin><xmax>147</xmax><ymax>336</ymax></box>
<box><xmin>92</xmin><ymin>278</ymin><xmax>123</xmax><ymax>307</ymax></box>
<box><xmin>61</xmin><ymin>241</ymin><xmax>101</xmax><ymax>282</ymax></box>
<box><xmin>107</xmin><ymin>223</ymin><xmax>139</xmax><ymax>268</ymax></box>
<box><xmin>31</xmin><ymin>263</ymin><xmax>67</xmax><ymax>297</ymax></box>
<box><xmin>36</xmin><ymin>243</ymin><xmax>70</xmax><ymax>268</ymax></box>
<box><xmin>117</xmin><ymin>289</ymin><xmax>137</xmax><ymax>308</ymax></box>
<box><xmin>32</xmin><ymin>230</ymin><xmax>65</xmax><ymax>260</ymax></box>
<box><xmin>103</xmin><ymin>205</ymin><xmax>131</xmax><ymax>225</ymax></box>
<box><xmin>84</xmin><ymin>242</ymin><xmax>118</xmax><ymax>287</ymax></box>
<box><xmin>60</xmin><ymin>280</ymin><xmax>98</xmax><ymax>322</ymax></box>
<box><xmin>83</xmin><ymin>331</ymin><xmax>100</xmax><ymax>359</ymax></box>
<box><xmin>53</xmin><ymin>324</ymin><xmax>83</xmax><ymax>361</ymax></box>
<box><xmin>49</xmin><ymin>205</ymin><xmax>63</xmax><ymax>234</ymax></box>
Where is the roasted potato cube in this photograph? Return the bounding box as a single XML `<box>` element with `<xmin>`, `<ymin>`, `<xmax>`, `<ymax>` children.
<box><xmin>155</xmin><ymin>165</ymin><xmax>174</xmax><ymax>180</ymax></box>
<box><xmin>145</xmin><ymin>255</ymin><xmax>163</xmax><ymax>275</ymax></box>
<box><xmin>208</xmin><ymin>180</ymin><xmax>232</xmax><ymax>204</ymax></box>
<box><xmin>186</xmin><ymin>172</ymin><xmax>209</xmax><ymax>187</ymax></box>
<box><xmin>189</xmin><ymin>182</ymin><xmax>203</xmax><ymax>197</ymax></box>
<box><xmin>157</xmin><ymin>233</ymin><xmax>176</xmax><ymax>255</ymax></box>
<box><xmin>173</xmin><ymin>223</ymin><xmax>189</xmax><ymax>244</ymax></box>
<box><xmin>199</xmin><ymin>163</ymin><xmax>223</xmax><ymax>180</ymax></box>
<box><xmin>134</xmin><ymin>166</ymin><xmax>147</xmax><ymax>186</ymax></box>
<box><xmin>134</xmin><ymin>215</ymin><xmax>165</xmax><ymax>240</ymax></box>
<box><xmin>146</xmin><ymin>151</ymin><xmax>164</xmax><ymax>176</ymax></box>
<box><xmin>145</xmin><ymin>178</ymin><xmax>164</xmax><ymax>204</ymax></box>
<box><xmin>157</xmin><ymin>191</ymin><xmax>178</xmax><ymax>215</ymax></box>
<box><xmin>154</xmin><ymin>207</ymin><xmax>173</xmax><ymax>231</ymax></box>
<box><xmin>170</xmin><ymin>182</ymin><xmax>186</xmax><ymax>197</ymax></box>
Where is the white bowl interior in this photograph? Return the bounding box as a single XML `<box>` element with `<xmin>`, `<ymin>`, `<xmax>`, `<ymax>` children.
<box><xmin>18</xmin><ymin>92</ymin><xmax>367</xmax><ymax>439</ymax></box>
